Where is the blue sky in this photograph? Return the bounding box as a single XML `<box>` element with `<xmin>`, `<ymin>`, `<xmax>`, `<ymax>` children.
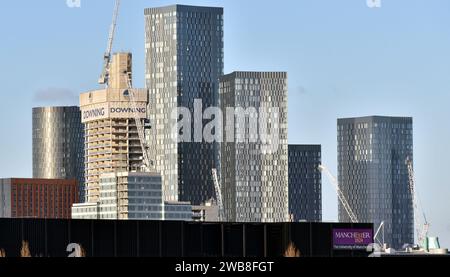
<box><xmin>0</xmin><ymin>0</ymin><xmax>449</xmax><ymax>247</ymax></box>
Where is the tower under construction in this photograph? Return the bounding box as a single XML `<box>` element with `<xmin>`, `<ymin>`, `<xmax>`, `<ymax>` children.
<box><xmin>80</xmin><ymin>53</ymin><xmax>148</xmax><ymax>203</ymax></box>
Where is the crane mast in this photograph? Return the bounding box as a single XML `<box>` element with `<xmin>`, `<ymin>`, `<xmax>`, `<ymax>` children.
<box><xmin>319</xmin><ymin>165</ymin><xmax>359</xmax><ymax>223</ymax></box>
<box><xmin>406</xmin><ymin>157</ymin><xmax>429</xmax><ymax>247</ymax></box>
<box><xmin>211</xmin><ymin>168</ymin><xmax>225</xmax><ymax>221</ymax></box>
<box><xmin>373</xmin><ymin>221</ymin><xmax>385</xmax><ymax>246</ymax></box>
<box><xmin>98</xmin><ymin>1</ymin><xmax>154</xmax><ymax>172</ymax></box>
<box><xmin>95</xmin><ymin>1</ymin><xmax>165</xmax><ymax>219</ymax></box>
<box><xmin>125</xmin><ymin>74</ymin><xmax>154</xmax><ymax>171</ymax></box>
<box><xmin>125</xmin><ymin>73</ymin><xmax>163</xmax><ymax>218</ymax></box>
<box><xmin>99</xmin><ymin>0</ymin><xmax>121</xmax><ymax>86</ymax></box>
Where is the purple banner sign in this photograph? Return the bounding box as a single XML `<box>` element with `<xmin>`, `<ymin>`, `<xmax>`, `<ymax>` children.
<box><xmin>332</xmin><ymin>229</ymin><xmax>373</xmax><ymax>250</ymax></box>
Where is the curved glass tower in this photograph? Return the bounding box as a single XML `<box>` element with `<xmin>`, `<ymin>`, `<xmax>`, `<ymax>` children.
<box><xmin>32</xmin><ymin>106</ymin><xmax>85</xmax><ymax>200</ymax></box>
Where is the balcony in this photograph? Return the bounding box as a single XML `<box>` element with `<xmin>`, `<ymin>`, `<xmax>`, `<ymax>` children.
<box><xmin>87</xmin><ymin>150</ymin><xmax>113</xmax><ymax>156</ymax></box>
<box><xmin>111</xmin><ymin>136</ymin><xmax>127</xmax><ymax>141</ymax></box>
<box><xmin>86</xmin><ymin>144</ymin><xmax>112</xmax><ymax>150</ymax></box>
<box><xmin>112</xmin><ymin>129</ymin><xmax>128</xmax><ymax>134</ymax></box>
<box><xmin>87</xmin><ymin>137</ymin><xmax>112</xmax><ymax>144</ymax></box>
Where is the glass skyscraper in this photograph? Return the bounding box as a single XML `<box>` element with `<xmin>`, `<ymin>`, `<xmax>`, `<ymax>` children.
<box><xmin>145</xmin><ymin>5</ymin><xmax>224</xmax><ymax>204</ymax></box>
<box><xmin>288</xmin><ymin>145</ymin><xmax>322</xmax><ymax>222</ymax></box>
<box><xmin>337</xmin><ymin>116</ymin><xmax>414</xmax><ymax>249</ymax></box>
<box><xmin>219</xmin><ymin>71</ymin><xmax>289</xmax><ymax>223</ymax></box>
<box><xmin>32</xmin><ymin>106</ymin><xmax>85</xmax><ymax>200</ymax></box>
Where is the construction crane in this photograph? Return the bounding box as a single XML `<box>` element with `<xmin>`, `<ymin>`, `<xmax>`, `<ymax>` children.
<box><xmin>96</xmin><ymin>0</ymin><xmax>152</xmax><ymax>170</ymax></box>
<box><xmin>95</xmin><ymin>1</ymin><xmax>161</xmax><ymax>215</ymax></box>
<box><xmin>373</xmin><ymin>221</ymin><xmax>385</xmax><ymax>246</ymax></box>
<box><xmin>125</xmin><ymin>72</ymin><xmax>163</xmax><ymax>219</ymax></box>
<box><xmin>211</xmin><ymin>168</ymin><xmax>225</xmax><ymax>221</ymax></box>
<box><xmin>125</xmin><ymin>73</ymin><xmax>154</xmax><ymax>171</ymax></box>
<box><xmin>320</xmin><ymin>165</ymin><xmax>388</xmax><ymax>249</ymax></box>
<box><xmin>319</xmin><ymin>165</ymin><xmax>359</xmax><ymax>223</ymax></box>
<box><xmin>406</xmin><ymin>157</ymin><xmax>429</xmax><ymax>248</ymax></box>
<box><xmin>98</xmin><ymin>0</ymin><xmax>121</xmax><ymax>86</ymax></box>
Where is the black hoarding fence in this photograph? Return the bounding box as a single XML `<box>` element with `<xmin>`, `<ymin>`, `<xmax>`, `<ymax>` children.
<box><xmin>0</xmin><ymin>219</ymin><xmax>373</xmax><ymax>257</ymax></box>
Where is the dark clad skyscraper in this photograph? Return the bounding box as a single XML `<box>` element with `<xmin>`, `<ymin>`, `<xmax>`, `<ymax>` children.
<box><xmin>145</xmin><ymin>5</ymin><xmax>224</xmax><ymax>204</ymax></box>
<box><xmin>219</xmin><ymin>71</ymin><xmax>289</xmax><ymax>222</ymax></box>
<box><xmin>32</xmin><ymin>106</ymin><xmax>85</xmax><ymax>200</ymax></box>
<box><xmin>337</xmin><ymin>116</ymin><xmax>414</xmax><ymax>249</ymax></box>
<box><xmin>288</xmin><ymin>145</ymin><xmax>322</xmax><ymax>222</ymax></box>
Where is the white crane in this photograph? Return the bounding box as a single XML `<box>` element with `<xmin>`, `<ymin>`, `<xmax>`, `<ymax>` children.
<box><xmin>95</xmin><ymin>0</ymin><xmax>150</xmax><ymax>168</ymax></box>
<box><xmin>125</xmin><ymin>74</ymin><xmax>154</xmax><ymax>171</ymax></box>
<box><xmin>95</xmin><ymin>1</ymin><xmax>162</xmax><ymax>218</ymax></box>
<box><xmin>211</xmin><ymin>168</ymin><xmax>225</xmax><ymax>221</ymax></box>
<box><xmin>125</xmin><ymin>71</ymin><xmax>162</xmax><ymax>219</ymax></box>
<box><xmin>97</xmin><ymin>0</ymin><xmax>157</xmax><ymax>190</ymax></box>
<box><xmin>319</xmin><ymin>165</ymin><xmax>388</xmax><ymax>249</ymax></box>
<box><xmin>98</xmin><ymin>0</ymin><xmax>121</xmax><ymax>86</ymax></box>
<box><xmin>318</xmin><ymin>165</ymin><xmax>359</xmax><ymax>223</ymax></box>
<box><xmin>96</xmin><ymin>0</ymin><xmax>153</xmax><ymax>171</ymax></box>
<box><xmin>373</xmin><ymin>221</ymin><xmax>385</xmax><ymax>246</ymax></box>
<box><xmin>406</xmin><ymin>157</ymin><xmax>429</xmax><ymax>248</ymax></box>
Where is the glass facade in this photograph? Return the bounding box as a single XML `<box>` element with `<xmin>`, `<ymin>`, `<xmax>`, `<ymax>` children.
<box><xmin>98</xmin><ymin>172</ymin><xmax>164</xmax><ymax>220</ymax></box>
<box><xmin>337</xmin><ymin>116</ymin><xmax>414</xmax><ymax>249</ymax></box>
<box><xmin>219</xmin><ymin>72</ymin><xmax>289</xmax><ymax>223</ymax></box>
<box><xmin>73</xmin><ymin>172</ymin><xmax>192</xmax><ymax>221</ymax></box>
<box><xmin>288</xmin><ymin>145</ymin><xmax>322</xmax><ymax>222</ymax></box>
<box><xmin>145</xmin><ymin>5</ymin><xmax>224</xmax><ymax>205</ymax></box>
<box><xmin>32</xmin><ymin>107</ymin><xmax>85</xmax><ymax>201</ymax></box>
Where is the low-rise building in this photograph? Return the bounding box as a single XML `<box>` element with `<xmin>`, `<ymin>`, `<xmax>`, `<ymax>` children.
<box><xmin>0</xmin><ymin>178</ymin><xmax>78</xmax><ymax>219</ymax></box>
<box><xmin>71</xmin><ymin>202</ymin><xmax>99</xmax><ymax>220</ymax></box>
<box><xmin>165</xmin><ymin>201</ymin><xmax>195</xmax><ymax>221</ymax></box>
<box><xmin>72</xmin><ymin>172</ymin><xmax>192</xmax><ymax>221</ymax></box>
<box><xmin>192</xmin><ymin>201</ymin><xmax>219</xmax><ymax>222</ymax></box>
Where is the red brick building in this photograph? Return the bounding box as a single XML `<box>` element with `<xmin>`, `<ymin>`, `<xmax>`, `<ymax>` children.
<box><xmin>0</xmin><ymin>178</ymin><xmax>78</xmax><ymax>219</ymax></box>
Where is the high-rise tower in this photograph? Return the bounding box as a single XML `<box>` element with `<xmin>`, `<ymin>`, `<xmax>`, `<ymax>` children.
<box><xmin>288</xmin><ymin>144</ymin><xmax>322</xmax><ymax>222</ymax></box>
<box><xmin>219</xmin><ymin>71</ymin><xmax>289</xmax><ymax>222</ymax></box>
<box><xmin>337</xmin><ymin>116</ymin><xmax>414</xmax><ymax>249</ymax></box>
<box><xmin>32</xmin><ymin>106</ymin><xmax>85</xmax><ymax>200</ymax></box>
<box><xmin>80</xmin><ymin>53</ymin><xmax>148</xmax><ymax>203</ymax></box>
<box><xmin>145</xmin><ymin>5</ymin><xmax>224</xmax><ymax>204</ymax></box>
